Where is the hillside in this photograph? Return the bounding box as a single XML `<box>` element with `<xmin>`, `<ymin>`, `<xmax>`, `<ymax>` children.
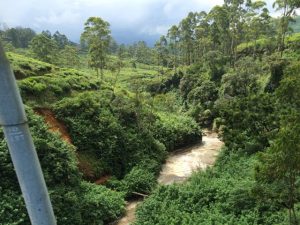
<box><xmin>1</xmin><ymin>1</ymin><xmax>300</xmax><ymax>225</ymax></box>
<box><xmin>0</xmin><ymin>51</ymin><xmax>201</xmax><ymax>225</ymax></box>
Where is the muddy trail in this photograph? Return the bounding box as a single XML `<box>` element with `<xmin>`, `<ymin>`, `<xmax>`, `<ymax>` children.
<box><xmin>115</xmin><ymin>131</ymin><xmax>224</xmax><ymax>225</ymax></box>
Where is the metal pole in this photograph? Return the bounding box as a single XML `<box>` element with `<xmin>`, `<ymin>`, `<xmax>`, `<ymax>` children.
<box><xmin>0</xmin><ymin>43</ymin><xmax>56</xmax><ymax>225</ymax></box>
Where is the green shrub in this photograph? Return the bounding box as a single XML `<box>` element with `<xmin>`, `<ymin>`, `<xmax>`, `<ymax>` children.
<box><xmin>7</xmin><ymin>52</ymin><xmax>54</xmax><ymax>79</ymax></box>
<box><xmin>18</xmin><ymin>70</ymin><xmax>101</xmax><ymax>104</ymax></box>
<box><xmin>215</xmin><ymin>93</ymin><xmax>279</xmax><ymax>154</ymax></box>
<box><xmin>18</xmin><ymin>78</ymin><xmax>47</xmax><ymax>95</ymax></box>
<box><xmin>119</xmin><ymin>167</ymin><xmax>157</xmax><ymax>198</ymax></box>
<box><xmin>0</xmin><ymin>107</ymin><xmax>125</xmax><ymax>225</ymax></box>
<box><xmin>54</xmin><ymin>92</ymin><xmax>168</xmax><ymax>179</ymax></box>
<box><xmin>153</xmin><ymin>112</ymin><xmax>201</xmax><ymax>152</ymax></box>
<box><xmin>79</xmin><ymin>182</ymin><xmax>125</xmax><ymax>224</ymax></box>
<box><xmin>134</xmin><ymin>151</ymin><xmax>288</xmax><ymax>225</ymax></box>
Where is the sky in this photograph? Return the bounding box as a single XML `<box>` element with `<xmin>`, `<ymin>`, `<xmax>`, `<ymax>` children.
<box><xmin>0</xmin><ymin>0</ymin><xmax>277</xmax><ymax>45</ymax></box>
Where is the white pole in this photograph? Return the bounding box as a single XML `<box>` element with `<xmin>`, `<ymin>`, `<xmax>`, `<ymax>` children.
<box><xmin>0</xmin><ymin>43</ymin><xmax>56</xmax><ymax>225</ymax></box>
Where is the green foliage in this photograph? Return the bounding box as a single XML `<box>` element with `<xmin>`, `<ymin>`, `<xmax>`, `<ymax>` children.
<box><xmin>81</xmin><ymin>17</ymin><xmax>111</xmax><ymax>76</ymax></box>
<box><xmin>154</xmin><ymin>112</ymin><xmax>201</xmax><ymax>152</ymax></box>
<box><xmin>265</xmin><ymin>55</ymin><xmax>286</xmax><ymax>92</ymax></box>
<box><xmin>134</xmin><ymin>151</ymin><xmax>289</xmax><ymax>225</ymax></box>
<box><xmin>131</xmin><ymin>41</ymin><xmax>155</xmax><ymax>65</ymax></box>
<box><xmin>53</xmin><ymin>89</ymin><xmax>200</xmax><ymax>201</ymax></box>
<box><xmin>132</xmin><ymin>54</ymin><xmax>299</xmax><ymax>225</ymax></box>
<box><xmin>115</xmin><ymin>167</ymin><xmax>157</xmax><ymax>198</ymax></box>
<box><xmin>30</xmin><ymin>33</ymin><xmax>59</xmax><ymax>63</ymax></box>
<box><xmin>237</xmin><ymin>33</ymin><xmax>300</xmax><ymax>56</ymax></box>
<box><xmin>179</xmin><ymin>65</ymin><xmax>209</xmax><ymax>99</ymax></box>
<box><xmin>151</xmin><ymin>71</ymin><xmax>183</xmax><ymax>94</ymax></box>
<box><xmin>0</xmin><ymin>107</ymin><xmax>124</xmax><ymax>225</ymax></box>
<box><xmin>7</xmin><ymin>52</ymin><xmax>54</xmax><ymax>79</ymax></box>
<box><xmin>1</xmin><ymin>27</ymin><xmax>36</xmax><ymax>48</ymax></box>
<box><xmin>54</xmin><ymin>91</ymin><xmax>168</xmax><ymax>178</ymax></box>
<box><xmin>204</xmin><ymin>50</ymin><xmax>227</xmax><ymax>82</ymax></box>
<box><xmin>5</xmin><ymin>2</ymin><xmax>300</xmax><ymax>223</ymax></box>
<box><xmin>79</xmin><ymin>182</ymin><xmax>125</xmax><ymax>224</ymax></box>
<box><xmin>219</xmin><ymin>57</ymin><xmax>266</xmax><ymax>98</ymax></box>
<box><xmin>237</xmin><ymin>38</ymin><xmax>277</xmax><ymax>55</ymax></box>
<box><xmin>187</xmin><ymin>80</ymin><xmax>218</xmax><ymax>109</ymax></box>
<box><xmin>216</xmin><ymin>93</ymin><xmax>279</xmax><ymax>154</ymax></box>
<box><xmin>18</xmin><ymin>69</ymin><xmax>100</xmax><ymax>104</ymax></box>
<box><xmin>0</xmin><ymin>188</ymin><xmax>28</xmax><ymax>225</ymax></box>
<box><xmin>276</xmin><ymin>61</ymin><xmax>300</xmax><ymax>109</ymax></box>
<box><xmin>255</xmin><ymin>62</ymin><xmax>300</xmax><ymax>224</ymax></box>
<box><xmin>153</xmin><ymin>91</ymin><xmax>183</xmax><ymax>113</ymax></box>
<box><xmin>54</xmin><ymin>92</ymin><xmax>125</xmax><ymax>177</ymax></box>
<box><xmin>58</xmin><ymin>45</ymin><xmax>80</xmax><ymax>68</ymax></box>
<box><xmin>286</xmin><ymin>33</ymin><xmax>300</xmax><ymax>50</ymax></box>
<box><xmin>255</xmin><ymin>114</ymin><xmax>300</xmax><ymax>225</ymax></box>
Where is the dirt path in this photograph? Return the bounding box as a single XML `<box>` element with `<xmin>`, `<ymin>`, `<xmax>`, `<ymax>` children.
<box><xmin>115</xmin><ymin>131</ymin><xmax>224</xmax><ymax>225</ymax></box>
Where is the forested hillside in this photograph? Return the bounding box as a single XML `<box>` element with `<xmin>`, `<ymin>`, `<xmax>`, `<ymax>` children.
<box><xmin>0</xmin><ymin>20</ymin><xmax>201</xmax><ymax>225</ymax></box>
<box><xmin>0</xmin><ymin>0</ymin><xmax>300</xmax><ymax>224</ymax></box>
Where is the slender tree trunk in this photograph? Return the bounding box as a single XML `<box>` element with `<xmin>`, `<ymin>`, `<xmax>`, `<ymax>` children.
<box><xmin>174</xmin><ymin>40</ymin><xmax>177</xmax><ymax>73</ymax></box>
<box><xmin>291</xmin><ymin>173</ymin><xmax>298</xmax><ymax>225</ymax></box>
<box><xmin>288</xmin><ymin>172</ymin><xmax>298</xmax><ymax>225</ymax></box>
<box><xmin>230</xmin><ymin>37</ymin><xmax>235</xmax><ymax>68</ymax></box>
<box><xmin>292</xmin><ymin>206</ymin><xmax>298</xmax><ymax>225</ymax></box>
<box><xmin>280</xmin><ymin>3</ymin><xmax>288</xmax><ymax>57</ymax></box>
<box><xmin>289</xmin><ymin>208</ymin><xmax>293</xmax><ymax>225</ymax></box>
<box><xmin>100</xmin><ymin>68</ymin><xmax>104</xmax><ymax>83</ymax></box>
<box><xmin>253</xmin><ymin>38</ymin><xmax>257</xmax><ymax>59</ymax></box>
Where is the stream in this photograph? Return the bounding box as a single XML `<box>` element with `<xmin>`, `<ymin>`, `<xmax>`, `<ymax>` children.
<box><xmin>115</xmin><ymin>130</ymin><xmax>224</xmax><ymax>225</ymax></box>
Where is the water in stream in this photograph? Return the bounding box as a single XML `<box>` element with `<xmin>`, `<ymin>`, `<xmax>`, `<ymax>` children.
<box><xmin>116</xmin><ymin>131</ymin><xmax>224</xmax><ymax>225</ymax></box>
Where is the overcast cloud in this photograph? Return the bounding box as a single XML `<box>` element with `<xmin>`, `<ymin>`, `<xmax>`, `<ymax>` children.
<box><xmin>0</xmin><ymin>0</ymin><xmax>277</xmax><ymax>45</ymax></box>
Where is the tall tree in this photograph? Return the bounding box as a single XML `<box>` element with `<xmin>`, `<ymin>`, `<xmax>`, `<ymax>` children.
<box><xmin>155</xmin><ymin>35</ymin><xmax>168</xmax><ymax>71</ymax></box>
<box><xmin>117</xmin><ymin>44</ymin><xmax>127</xmax><ymax>59</ymax></box>
<box><xmin>273</xmin><ymin>0</ymin><xmax>300</xmax><ymax>55</ymax></box>
<box><xmin>41</xmin><ymin>30</ymin><xmax>52</xmax><ymax>38</ymax></box>
<box><xmin>109</xmin><ymin>38</ymin><xmax>119</xmax><ymax>54</ymax></box>
<box><xmin>167</xmin><ymin>25</ymin><xmax>180</xmax><ymax>72</ymax></box>
<box><xmin>207</xmin><ymin>6</ymin><xmax>230</xmax><ymax>54</ymax></box>
<box><xmin>256</xmin><ymin>115</ymin><xmax>300</xmax><ymax>225</ymax></box>
<box><xmin>244</xmin><ymin>1</ymin><xmax>273</xmax><ymax>57</ymax></box>
<box><xmin>3</xmin><ymin>27</ymin><xmax>36</xmax><ymax>48</ymax></box>
<box><xmin>194</xmin><ymin>11</ymin><xmax>211</xmax><ymax>61</ymax></box>
<box><xmin>224</xmin><ymin>0</ymin><xmax>248</xmax><ymax>65</ymax></box>
<box><xmin>59</xmin><ymin>45</ymin><xmax>80</xmax><ymax>68</ymax></box>
<box><xmin>256</xmin><ymin>66</ymin><xmax>300</xmax><ymax>225</ymax></box>
<box><xmin>53</xmin><ymin>31</ymin><xmax>69</xmax><ymax>49</ymax></box>
<box><xmin>30</xmin><ymin>33</ymin><xmax>58</xmax><ymax>63</ymax></box>
<box><xmin>178</xmin><ymin>12</ymin><xmax>198</xmax><ymax>65</ymax></box>
<box><xmin>81</xmin><ymin>17</ymin><xmax>111</xmax><ymax>80</ymax></box>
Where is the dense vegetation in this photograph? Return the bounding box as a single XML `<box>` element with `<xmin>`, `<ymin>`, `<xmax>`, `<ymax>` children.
<box><xmin>0</xmin><ymin>12</ymin><xmax>201</xmax><ymax>225</ymax></box>
<box><xmin>1</xmin><ymin>0</ymin><xmax>300</xmax><ymax>224</ymax></box>
<box><xmin>0</xmin><ymin>108</ymin><xmax>125</xmax><ymax>225</ymax></box>
<box><xmin>132</xmin><ymin>1</ymin><xmax>300</xmax><ymax>224</ymax></box>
